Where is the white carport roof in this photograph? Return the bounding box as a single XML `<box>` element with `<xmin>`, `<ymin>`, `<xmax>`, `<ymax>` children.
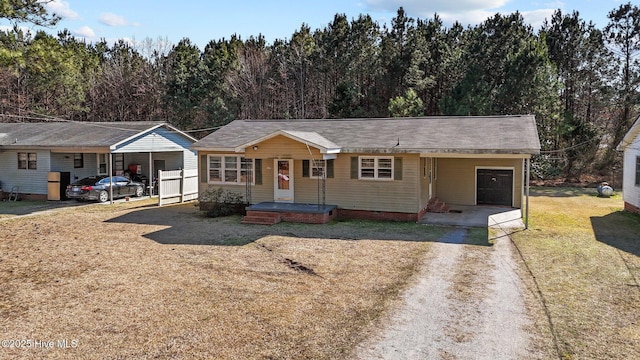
<box><xmin>0</xmin><ymin>121</ymin><xmax>195</xmax><ymax>152</ymax></box>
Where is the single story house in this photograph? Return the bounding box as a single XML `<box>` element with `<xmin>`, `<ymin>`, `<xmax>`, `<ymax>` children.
<box><xmin>617</xmin><ymin>114</ymin><xmax>640</xmax><ymax>215</ymax></box>
<box><xmin>191</xmin><ymin>115</ymin><xmax>541</xmax><ymax>223</ymax></box>
<box><xmin>0</xmin><ymin>121</ymin><xmax>197</xmax><ymax>200</ymax></box>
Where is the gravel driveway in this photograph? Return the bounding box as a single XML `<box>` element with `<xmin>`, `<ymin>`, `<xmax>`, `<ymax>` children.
<box><xmin>355</xmin><ymin>228</ymin><xmax>546</xmax><ymax>359</ymax></box>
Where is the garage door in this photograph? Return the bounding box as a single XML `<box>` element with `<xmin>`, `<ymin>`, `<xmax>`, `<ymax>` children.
<box><xmin>477</xmin><ymin>169</ymin><xmax>513</xmax><ymax>206</ymax></box>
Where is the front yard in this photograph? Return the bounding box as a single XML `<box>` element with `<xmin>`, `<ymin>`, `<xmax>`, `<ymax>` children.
<box><xmin>0</xmin><ymin>188</ymin><xmax>638</xmax><ymax>359</ymax></box>
<box><xmin>512</xmin><ymin>187</ymin><xmax>640</xmax><ymax>359</ymax></box>
<box><xmin>0</xmin><ymin>200</ymin><xmax>449</xmax><ymax>359</ymax></box>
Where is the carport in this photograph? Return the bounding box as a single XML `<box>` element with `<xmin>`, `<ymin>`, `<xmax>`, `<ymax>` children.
<box><xmin>419</xmin><ymin>205</ymin><xmax>525</xmax><ymax>229</ymax></box>
<box><xmin>0</xmin><ymin>122</ymin><xmax>197</xmax><ymax>202</ymax></box>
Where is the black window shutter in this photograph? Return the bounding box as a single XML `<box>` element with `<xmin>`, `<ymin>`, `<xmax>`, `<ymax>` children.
<box><xmin>327</xmin><ymin>159</ymin><xmax>334</xmax><ymax>178</ymax></box>
<box><xmin>394</xmin><ymin>157</ymin><xmax>403</xmax><ymax>180</ymax></box>
<box><xmin>302</xmin><ymin>160</ymin><xmax>310</xmax><ymax>177</ymax></box>
<box><xmin>351</xmin><ymin>157</ymin><xmax>359</xmax><ymax>179</ymax></box>
<box><xmin>254</xmin><ymin>159</ymin><xmax>262</xmax><ymax>185</ymax></box>
<box><xmin>636</xmin><ymin>156</ymin><xmax>640</xmax><ymax>186</ymax></box>
<box><xmin>200</xmin><ymin>155</ymin><xmax>208</xmax><ymax>183</ymax></box>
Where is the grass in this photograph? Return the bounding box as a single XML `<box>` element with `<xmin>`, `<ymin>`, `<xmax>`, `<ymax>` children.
<box><xmin>3</xmin><ymin>188</ymin><xmax>636</xmax><ymax>358</ymax></box>
<box><xmin>512</xmin><ymin>187</ymin><xmax>640</xmax><ymax>359</ymax></box>
<box><xmin>0</xmin><ymin>201</ymin><xmax>445</xmax><ymax>359</ymax></box>
<box><xmin>0</xmin><ymin>199</ymin><xmax>58</xmax><ymax>219</ymax></box>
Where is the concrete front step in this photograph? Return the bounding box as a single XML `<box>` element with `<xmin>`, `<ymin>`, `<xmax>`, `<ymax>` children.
<box><xmin>427</xmin><ymin>198</ymin><xmax>450</xmax><ymax>213</ymax></box>
<box><xmin>242</xmin><ymin>211</ymin><xmax>282</xmax><ymax>225</ymax></box>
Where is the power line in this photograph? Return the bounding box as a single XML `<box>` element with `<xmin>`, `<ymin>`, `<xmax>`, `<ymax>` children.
<box><xmin>0</xmin><ymin>111</ymin><xmax>223</xmax><ymax>134</ymax></box>
<box><xmin>538</xmin><ymin>137</ymin><xmax>600</xmax><ymax>154</ymax></box>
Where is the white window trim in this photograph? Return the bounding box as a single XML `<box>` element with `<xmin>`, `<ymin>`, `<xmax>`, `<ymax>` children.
<box><xmin>97</xmin><ymin>154</ymin><xmax>108</xmax><ymax>175</ymax></box>
<box><xmin>74</xmin><ymin>153</ymin><xmax>84</xmax><ymax>169</ymax></box>
<box><xmin>310</xmin><ymin>159</ymin><xmax>326</xmax><ymax>179</ymax></box>
<box><xmin>358</xmin><ymin>156</ymin><xmax>394</xmax><ymax>181</ymax></box>
<box><xmin>17</xmin><ymin>152</ymin><xmax>37</xmax><ymax>170</ymax></box>
<box><xmin>208</xmin><ymin>155</ymin><xmax>254</xmax><ymax>185</ymax></box>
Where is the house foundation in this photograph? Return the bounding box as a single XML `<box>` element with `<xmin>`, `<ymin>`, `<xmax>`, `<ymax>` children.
<box><xmin>624</xmin><ymin>201</ymin><xmax>640</xmax><ymax>216</ymax></box>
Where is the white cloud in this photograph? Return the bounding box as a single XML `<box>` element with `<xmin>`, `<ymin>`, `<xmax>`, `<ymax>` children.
<box><xmin>73</xmin><ymin>26</ymin><xmax>95</xmax><ymax>38</ymax></box>
<box><xmin>520</xmin><ymin>8</ymin><xmax>557</xmax><ymax>29</ymax></box>
<box><xmin>363</xmin><ymin>0</ymin><xmax>509</xmax><ymax>16</ymax></box>
<box><xmin>41</xmin><ymin>0</ymin><xmax>79</xmax><ymax>20</ymax></box>
<box><xmin>362</xmin><ymin>0</ymin><xmax>560</xmax><ymax>29</ymax></box>
<box><xmin>119</xmin><ymin>37</ymin><xmax>136</xmax><ymax>46</ymax></box>
<box><xmin>99</xmin><ymin>12</ymin><xmax>129</xmax><ymax>27</ymax></box>
<box><xmin>437</xmin><ymin>9</ymin><xmax>497</xmax><ymax>25</ymax></box>
<box><xmin>0</xmin><ymin>25</ymin><xmax>32</xmax><ymax>34</ymax></box>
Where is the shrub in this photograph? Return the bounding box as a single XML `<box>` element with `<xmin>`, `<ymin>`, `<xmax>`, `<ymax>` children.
<box><xmin>198</xmin><ymin>187</ymin><xmax>247</xmax><ymax>218</ymax></box>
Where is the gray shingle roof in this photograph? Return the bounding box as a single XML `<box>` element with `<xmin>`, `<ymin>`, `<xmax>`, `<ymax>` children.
<box><xmin>0</xmin><ymin>122</ymin><xmax>171</xmax><ymax>148</ymax></box>
<box><xmin>192</xmin><ymin>115</ymin><xmax>541</xmax><ymax>155</ymax></box>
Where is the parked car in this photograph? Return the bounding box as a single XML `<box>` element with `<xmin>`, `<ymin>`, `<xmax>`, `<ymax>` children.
<box><xmin>66</xmin><ymin>175</ymin><xmax>145</xmax><ymax>203</ymax></box>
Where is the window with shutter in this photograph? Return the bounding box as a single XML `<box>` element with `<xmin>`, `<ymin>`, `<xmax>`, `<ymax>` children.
<box><xmin>207</xmin><ymin>155</ymin><xmax>254</xmax><ymax>184</ymax></box>
<box><xmin>357</xmin><ymin>156</ymin><xmax>394</xmax><ymax>180</ymax></box>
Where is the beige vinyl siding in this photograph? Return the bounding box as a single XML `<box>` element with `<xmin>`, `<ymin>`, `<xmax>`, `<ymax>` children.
<box><xmin>253</xmin><ymin>160</ymin><xmax>274</xmax><ymax>203</ymax></box>
<box><xmin>436</xmin><ymin>158</ymin><xmax>523</xmax><ymax>207</ymax></box>
<box><xmin>242</xmin><ymin>135</ymin><xmax>323</xmax><ymax>203</ymax></box>
<box><xmin>317</xmin><ymin>153</ymin><xmax>420</xmax><ymax>213</ymax></box>
<box><xmin>198</xmin><ymin>150</ymin><xmax>421</xmax><ymax>213</ymax></box>
<box><xmin>245</xmin><ymin>135</ymin><xmax>323</xmax><ymax>160</ymax></box>
<box><xmin>197</xmin><ymin>150</ymin><xmax>273</xmax><ymax>204</ymax></box>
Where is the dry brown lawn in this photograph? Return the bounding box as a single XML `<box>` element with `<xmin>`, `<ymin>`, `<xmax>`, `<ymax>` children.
<box><xmin>4</xmin><ymin>187</ymin><xmax>634</xmax><ymax>359</ymax></box>
<box><xmin>0</xmin><ymin>200</ymin><xmax>444</xmax><ymax>359</ymax></box>
<box><xmin>512</xmin><ymin>187</ymin><xmax>640</xmax><ymax>359</ymax></box>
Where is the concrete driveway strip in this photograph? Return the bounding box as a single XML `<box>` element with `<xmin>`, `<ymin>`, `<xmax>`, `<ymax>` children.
<box><xmin>355</xmin><ymin>228</ymin><xmax>536</xmax><ymax>360</ymax></box>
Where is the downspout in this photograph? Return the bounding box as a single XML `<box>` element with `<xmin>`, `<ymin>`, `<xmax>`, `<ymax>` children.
<box><xmin>525</xmin><ymin>157</ymin><xmax>530</xmax><ymax>230</ymax></box>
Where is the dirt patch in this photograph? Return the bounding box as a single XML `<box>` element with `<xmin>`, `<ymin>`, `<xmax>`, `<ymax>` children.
<box><xmin>257</xmin><ymin>243</ymin><xmax>320</xmax><ymax>276</ymax></box>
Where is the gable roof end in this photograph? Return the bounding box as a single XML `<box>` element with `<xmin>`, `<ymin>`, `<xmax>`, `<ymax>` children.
<box><xmin>617</xmin><ymin>114</ymin><xmax>640</xmax><ymax>151</ymax></box>
<box><xmin>234</xmin><ymin>130</ymin><xmax>341</xmax><ymax>154</ymax></box>
<box><xmin>0</xmin><ymin>121</ymin><xmax>195</xmax><ymax>149</ymax></box>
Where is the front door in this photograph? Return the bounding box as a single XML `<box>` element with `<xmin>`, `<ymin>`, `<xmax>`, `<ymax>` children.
<box><xmin>274</xmin><ymin>159</ymin><xmax>294</xmax><ymax>202</ymax></box>
<box><xmin>153</xmin><ymin>160</ymin><xmax>165</xmax><ymax>180</ymax></box>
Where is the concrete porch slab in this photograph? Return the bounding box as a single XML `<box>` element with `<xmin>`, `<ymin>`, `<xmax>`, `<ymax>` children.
<box><xmin>246</xmin><ymin>202</ymin><xmax>337</xmax><ymax>214</ymax></box>
<box><xmin>245</xmin><ymin>202</ymin><xmax>338</xmax><ymax>224</ymax></box>
<box><xmin>419</xmin><ymin>205</ymin><xmax>524</xmax><ymax>229</ymax></box>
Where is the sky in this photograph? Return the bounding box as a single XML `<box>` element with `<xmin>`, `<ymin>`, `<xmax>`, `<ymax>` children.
<box><xmin>4</xmin><ymin>0</ymin><xmax>628</xmax><ymax>50</ymax></box>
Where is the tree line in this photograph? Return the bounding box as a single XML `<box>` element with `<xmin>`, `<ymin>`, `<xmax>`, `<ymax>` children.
<box><xmin>1</xmin><ymin>2</ymin><xmax>639</xmax><ymax>181</ymax></box>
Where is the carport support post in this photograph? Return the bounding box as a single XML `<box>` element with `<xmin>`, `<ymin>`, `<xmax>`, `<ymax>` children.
<box><xmin>109</xmin><ymin>152</ymin><xmax>114</xmax><ymax>205</ymax></box>
<box><xmin>148</xmin><ymin>152</ymin><xmax>153</xmax><ymax>196</ymax></box>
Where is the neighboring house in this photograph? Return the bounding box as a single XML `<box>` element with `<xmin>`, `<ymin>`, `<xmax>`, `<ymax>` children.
<box><xmin>0</xmin><ymin>121</ymin><xmax>197</xmax><ymax>200</ymax></box>
<box><xmin>191</xmin><ymin>115</ymin><xmax>541</xmax><ymax>223</ymax></box>
<box><xmin>617</xmin><ymin>114</ymin><xmax>640</xmax><ymax>215</ymax></box>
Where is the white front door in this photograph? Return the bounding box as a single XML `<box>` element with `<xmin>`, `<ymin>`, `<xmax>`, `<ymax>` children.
<box><xmin>274</xmin><ymin>159</ymin><xmax>294</xmax><ymax>202</ymax></box>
